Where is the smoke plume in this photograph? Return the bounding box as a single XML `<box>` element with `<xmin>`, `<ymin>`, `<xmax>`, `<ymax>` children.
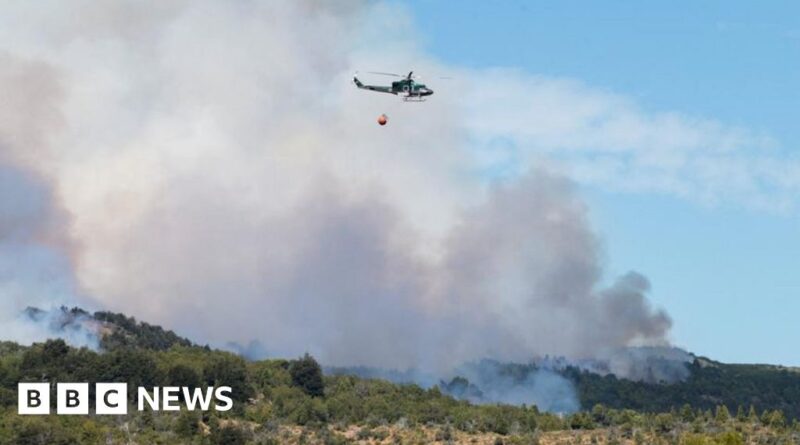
<box><xmin>0</xmin><ymin>1</ymin><xmax>680</xmax><ymax>401</ymax></box>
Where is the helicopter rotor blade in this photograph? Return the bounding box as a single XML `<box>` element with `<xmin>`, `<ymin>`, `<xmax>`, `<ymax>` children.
<box><xmin>362</xmin><ymin>70</ymin><xmax>453</xmax><ymax>81</ymax></box>
<box><xmin>366</xmin><ymin>71</ymin><xmax>404</xmax><ymax>77</ymax></box>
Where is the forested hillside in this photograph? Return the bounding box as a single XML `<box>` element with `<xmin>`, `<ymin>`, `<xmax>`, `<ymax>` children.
<box><xmin>570</xmin><ymin>359</ymin><xmax>800</xmax><ymax>419</ymax></box>
<box><xmin>1</xmin><ymin>309</ymin><xmax>799</xmax><ymax>444</ymax></box>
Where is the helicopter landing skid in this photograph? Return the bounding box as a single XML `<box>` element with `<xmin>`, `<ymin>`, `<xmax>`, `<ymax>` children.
<box><xmin>402</xmin><ymin>97</ymin><xmax>426</xmax><ymax>102</ymax></box>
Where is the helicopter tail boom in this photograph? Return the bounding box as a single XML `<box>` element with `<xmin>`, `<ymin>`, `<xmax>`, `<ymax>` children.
<box><xmin>353</xmin><ymin>76</ymin><xmax>395</xmax><ymax>95</ymax></box>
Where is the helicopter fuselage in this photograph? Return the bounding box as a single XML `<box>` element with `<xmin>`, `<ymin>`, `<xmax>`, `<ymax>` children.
<box><xmin>354</xmin><ymin>76</ymin><xmax>434</xmax><ymax>100</ymax></box>
<box><xmin>391</xmin><ymin>79</ymin><xmax>434</xmax><ymax>98</ymax></box>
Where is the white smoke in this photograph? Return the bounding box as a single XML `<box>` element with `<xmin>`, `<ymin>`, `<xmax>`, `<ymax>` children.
<box><xmin>447</xmin><ymin>361</ymin><xmax>581</xmax><ymax>413</ymax></box>
<box><xmin>15</xmin><ymin>307</ymin><xmax>101</xmax><ymax>350</ymax></box>
<box><xmin>0</xmin><ymin>1</ymin><xmax>754</xmax><ymax>382</ymax></box>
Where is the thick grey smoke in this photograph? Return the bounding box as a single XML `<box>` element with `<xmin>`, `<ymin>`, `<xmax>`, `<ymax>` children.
<box><xmin>215</xmin><ymin>172</ymin><xmax>672</xmax><ymax>372</ymax></box>
<box><xmin>432</xmin><ymin>174</ymin><xmax>672</xmax><ymax>367</ymax></box>
<box><xmin>0</xmin><ymin>53</ymin><xmax>99</xmax><ymax>344</ymax></box>
<box><xmin>0</xmin><ymin>151</ymin><xmax>96</xmax><ymax>346</ymax></box>
<box><xmin>0</xmin><ymin>1</ymin><xmax>679</xmax><ymax>403</ymax></box>
<box><xmin>0</xmin><ymin>164</ymin><xmax>70</xmax><ymax>332</ymax></box>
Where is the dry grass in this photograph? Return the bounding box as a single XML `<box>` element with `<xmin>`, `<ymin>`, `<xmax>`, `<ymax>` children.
<box><xmin>261</xmin><ymin>424</ymin><xmax>652</xmax><ymax>444</ymax></box>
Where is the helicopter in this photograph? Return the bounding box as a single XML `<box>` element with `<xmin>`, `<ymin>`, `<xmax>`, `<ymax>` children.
<box><xmin>353</xmin><ymin>71</ymin><xmax>435</xmax><ymax>102</ymax></box>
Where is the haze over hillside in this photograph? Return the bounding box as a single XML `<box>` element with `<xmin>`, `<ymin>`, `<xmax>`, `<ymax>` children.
<box><xmin>9</xmin><ymin>306</ymin><xmax>800</xmax><ymax>419</ymax></box>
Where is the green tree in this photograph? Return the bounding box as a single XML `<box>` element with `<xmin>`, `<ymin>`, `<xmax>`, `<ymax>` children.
<box><xmin>715</xmin><ymin>405</ymin><xmax>730</xmax><ymax>423</ymax></box>
<box><xmin>680</xmin><ymin>404</ymin><xmax>695</xmax><ymax>422</ymax></box>
<box><xmin>735</xmin><ymin>405</ymin><xmax>745</xmax><ymax>422</ymax></box>
<box><xmin>175</xmin><ymin>410</ymin><xmax>200</xmax><ymax>438</ymax></box>
<box><xmin>591</xmin><ymin>404</ymin><xmax>609</xmax><ymax>426</ymax></box>
<box><xmin>204</xmin><ymin>354</ymin><xmax>253</xmax><ymax>403</ymax></box>
<box><xmin>42</xmin><ymin>339</ymin><xmax>69</xmax><ymax>362</ymax></box>
<box><xmin>568</xmin><ymin>412</ymin><xmax>594</xmax><ymax>430</ymax></box>
<box><xmin>654</xmin><ymin>413</ymin><xmax>675</xmax><ymax>433</ymax></box>
<box><xmin>211</xmin><ymin>425</ymin><xmax>246</xmax><ymax>445</ymax></box>
<box><xmin>0</xmin><ymin>387</ymin><xmax>14</xmax><ymax>407</ymax></box>
<box><xmin>168</xmin><ymin>364</ymin><xmax>201</xmax><ymax>388</ymax></box>
<box><xmin>290</xmin><ymin>353</ymin><xmax>325</xmax><ymax>398</ymax></box>
<box><xmin>765</xmin><ymin>409</ymin><xmax>785</xmax><ymax>428</ymax></box>
<box><xmin>168</xmin><ymin>363</ymin><xmax>201</xmax><ymax>403</ymax></box>
<box><xmin>747</xmin><ymin>405</ymin><xmax>758</xmax><ymax>423</ymax></box>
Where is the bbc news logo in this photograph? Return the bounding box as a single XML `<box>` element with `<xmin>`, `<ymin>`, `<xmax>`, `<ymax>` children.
<box><xmin>18</xmin><ymin>383</ymin><xmax>233</xmax><ymax>415</ymax></box>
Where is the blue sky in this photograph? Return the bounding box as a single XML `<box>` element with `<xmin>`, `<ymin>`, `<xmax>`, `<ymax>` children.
<box><xmin>402</xmin><ymin>0</ymin><xmax>800</xmax><ymax>365</ymax></box>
